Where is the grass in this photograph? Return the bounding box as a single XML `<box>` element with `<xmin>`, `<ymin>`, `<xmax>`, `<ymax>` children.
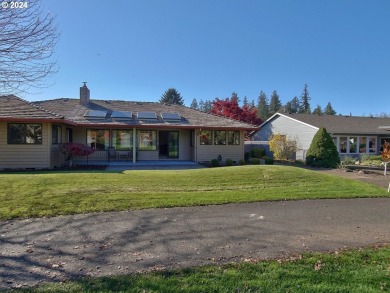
<box><xmin>11</xmin><ymin>245</ymin><xmax>390</xmax><ymax>292</ymax></box>
<box><xmin>0</xmin><ymin>165</ymin><xmax>388</xmax><ymax>220</ymax></box>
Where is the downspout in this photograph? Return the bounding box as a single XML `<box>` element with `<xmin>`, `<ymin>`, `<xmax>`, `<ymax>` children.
<box><xmin>133</xmin><ymin>127</ymin><xmax>136</xmax><ymax>163</ymax></box>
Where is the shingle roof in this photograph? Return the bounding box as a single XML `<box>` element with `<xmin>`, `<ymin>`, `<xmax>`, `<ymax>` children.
<box><xmin>280</xmin><ymin>113</ymin><xmax>390</xmax><ymax>135</ymax></box>
<box><xmin>33</xmin><ymin>98</ymin><xmax>257</xmax><ymax>130</ymax></box>
<box><xmin>0</xmin><ymin>95</ymin><xmax>63</xmax><ymax>120</ymax></box>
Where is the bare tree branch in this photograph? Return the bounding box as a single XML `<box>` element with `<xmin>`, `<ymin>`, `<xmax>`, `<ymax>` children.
<box><xmin>0</xmin><ymin>0</ymin><xmax>59</xmax><ymax>95</ymax></box>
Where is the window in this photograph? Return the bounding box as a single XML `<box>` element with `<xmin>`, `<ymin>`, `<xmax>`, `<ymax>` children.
<box><xmin>52</xmin><ymin>125</ymin><xmax>62</xmax><ymax>144</ymax></box>
<box><xmin>359</xmin><ymin>137</ymin><xmax>367</xmax><ymax>153</ymax></box>
<box><xmin>368</xmin><ymin>137</ymin><xmax>377</xmax><ymax>153</ymax></box>
<box><xmin>214</xmin><ymin>130</ymin><xmax>226</xmax><ymax>145</ymax></box>
<box><xmin>228</xmin><ymin>131</ymin><xmax>240</xmax><ymax>145</ymax></box>
<box><xmin>339</xmin><ymin>137</ymin><xmax>347</xmax><ymax>153</ymax></box>
<box><xmin>380</xmin><ymin>138</ymin><xmax>390</xmax><ymax>152</ymax></box>
<box><xmin>190</xmin><ymin>130</ymin><xmax>195</xmax><ymax>147</ymax></box>
<box><xmin>66</xmin><ymin>128</ymin><xmax>73</xmax><ymax>143</ymax></box>
<box><xmin>349</xmin><ymin>137</ymin><xmax>357</xmax><ymax>153</ymax></box>
<box><xmin>8</xmin><ymin>123</ymin><xmax>42</xmax><ymax>144</ymax></box>
<box><xmin>112</xmin><ymin>130</ymin><xmax>133</xmax><ymax>150</ymax></box>
<box><xmin>138</xmin><ymin>130</ymin><xmax>157</xmax><ymax>150</ymax></box>
<box><xmin>87</xmin><ymin>129</ymin><xmax>109</xmax><ymax>151</ymax></box>
<box><xmin>199</xmin><ymin>130</ymin><xmax>212</xmax><ymax>145</ymax></box>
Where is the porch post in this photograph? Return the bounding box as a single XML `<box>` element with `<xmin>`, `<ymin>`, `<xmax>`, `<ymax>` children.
<box><xmin>133</xmin><ymin>127</ymin><xmax>136</xmax><ymax>163</ymax></box>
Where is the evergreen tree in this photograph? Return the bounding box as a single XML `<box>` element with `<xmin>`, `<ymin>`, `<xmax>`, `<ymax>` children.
<box><xmin>269</xmin><ymin>90</ymin><xmax>282</xmax><ymax>116</ymax></box>
<box><xmin>284</xmin><ymin>96</ymin><xmax>300</xmax><ymax>113</ymax></box>
<box><xmin>324</xmin><ymin>102</ymin><xmax>337</xmax><ymax>115</ymax></box>
<box><xmin>160</xmin><ymin>88</ymin><xmax>184</xmax><ymax>105</ymax></box>
<box><xmin>312</xmin><ymin>104</ymin><xmax>323</xmax><ymax>115</ymax></box>
<box><xmin>190</xmin><ymin>98</ymin><xmax>198</xmax><ymax>110</ymax></box>
<box><xmin>198</xmin><ymin>99</ymin><xmax>205</xmax><ymax>112</ymax></box>
<box><xmin>203</xmin><ymin>99</ymin><xmax>213</xmax><ymax>113</ymax></box>
<box><xmin>299</xmin><ymin>84</ymin><xmax>311</xmax><ymax>113</ymax></box>
<box><xmin>257</xmin><ymin>91</ymin><xmax>269</xmax><ymax>120</ymax></box>
<box><xmin>305</xmin><ymin>127</ymin><xmax>340</xmax><ymax>168</ymax></box>
<box><xmin>242</xmin><ymin>96</ymin><xmax>249</xmax><ymax>107</ymax></box>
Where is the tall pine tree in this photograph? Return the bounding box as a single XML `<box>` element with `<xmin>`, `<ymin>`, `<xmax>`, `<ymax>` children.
<box><xmin>299</xmin><ymin>84</ymin><xmax>311</xmax><ymax>113</ymax></box>
<box><xmin>284</xmin><ymin>96</ymin><xmax>300</xmax><ymax>113</ymax></box>
<box><xmin>269</xmin><ymin>90</ymin><xmax>282</xmax><ymax>116</ymax></box>
<box><xmin>257</xmin><ymin>91</ymin><xmax>269</xmax><ymax>120</ymax></box>
<box><xmin>190</xmin><ymin>98</ymin><xmax>198</xmax><ymax>110</ymax></box>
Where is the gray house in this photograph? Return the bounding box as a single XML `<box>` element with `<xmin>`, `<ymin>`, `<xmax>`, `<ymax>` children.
<box><xmin>249</xmin><ymin>112</ymin><xmax>390</xmax><ymax>160</ymax></box>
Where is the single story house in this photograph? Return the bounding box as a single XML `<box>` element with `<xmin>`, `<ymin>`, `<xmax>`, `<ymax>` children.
<box><xmin>248</xmin><ymin>112</ymin><xmax>390</xmax><ymax>160</ymax></box>
<box><xmin>0</xmin><ymin>84</ymin><xmax>256</xmax><ymax>169</ymax></box>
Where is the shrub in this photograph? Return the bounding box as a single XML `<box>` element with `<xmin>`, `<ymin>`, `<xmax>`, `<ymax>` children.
<box><xmin>269</xmin><ymin>134</ymin><xmax>297</xmax><ymax>161</ymax></box>
<box><xmin>305</xmin><ymin>128</ymin><xmax>340</xmax><ymax>168</ymax></box>
<box><xmin>239</xmin><ymin>159</ymin><xmax>246</xmax><ymax>165</ymax></box>
<box><xmin>225</xmin><ymin>159</ymin><xmax>233</xmax><ymax>166</ymax></box>
<box><xmin>264</xmin><ymin>156</ymin><xmax>274</xmax><ymax>165</ymax></box>
<box><xmin>244</xmin><ymin>152</ymin><xmax>251</xmax><ymax>162</ymax></box>
<box><xmin>210</xmin><ymin>159</ymin><xmax>219</xmax><ymax>167</ymax></box>
<box><xmin>251</xmin><ymin>158</ymin><xmax>260</xmax><ymax>165</ymax></box>
<box><xmin>341</xmin><ymin>155</ymin><xmax>356</xmax><ymax>165</ymax></box>
<box><xmin>250</xmin><ymin>147</ymin><xmax>265</xmax><ymax>159</ymax></box>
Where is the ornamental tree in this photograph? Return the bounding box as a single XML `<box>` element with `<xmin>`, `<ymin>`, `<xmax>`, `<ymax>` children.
<box><xmin>269</xmin><ymin>134</ymin><xmax>297</xmax><ymax>161</ymax></box>
<box><xmin>62</xmin><ymin>143</ymin><xmax>95</xmax><ymax>166</ymax></box>
<box><xmin>381</xmin><ymin>140</ymin><xmax>390</xmax><ymax>175</ymax></box>
<box><xmin>305</xmin><ymin>127</ymin><xmax>340</xmax><ymax>168</ymax></box>
<box><xmin>211</xmin><ymin>96</ymin><xmax>262</xmax><ymax>126</ymax></box>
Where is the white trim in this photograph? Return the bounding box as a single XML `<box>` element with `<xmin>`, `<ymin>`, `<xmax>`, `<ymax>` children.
<box><xmin>257</xmin><ymin>113</ymin><xmax>319</xmax><ymax>132</ymax></box>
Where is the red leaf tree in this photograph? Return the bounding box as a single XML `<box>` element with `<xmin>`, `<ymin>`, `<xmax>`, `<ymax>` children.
<box><xmin>211</xmin><ymin>96</ymin><xmax>262</xmax><ymax>126</ymax></box>
<box><xmin>62</xmin><ymin>143</ymin><xmax>95</xmax><ymax>166</ymax></box>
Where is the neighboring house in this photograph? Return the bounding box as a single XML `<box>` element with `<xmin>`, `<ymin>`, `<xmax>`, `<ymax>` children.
<box><xmin>0</xmin><ymin>84</ymin><xmax>256</xmax><ymax>169</ymax></box>
<box><xmin>249</xmin><ymin>112</ymin><xmax>390</xmax><ymax>160</ymax></box>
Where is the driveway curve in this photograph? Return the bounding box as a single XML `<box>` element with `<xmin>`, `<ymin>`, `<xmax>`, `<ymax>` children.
<box><xmin>1</xmin><ymin>198</ymin><xmax>389</xmax><ymax>289</ymax></box>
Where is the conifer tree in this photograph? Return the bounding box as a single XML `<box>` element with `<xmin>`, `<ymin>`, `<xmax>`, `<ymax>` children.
<box><xmin>269</xmin><ymin>90</ymin><xmax>282</xmax><ymax>116</ymax></box>
<box><xmin>305</xmin><ymin>127</ymin><xmax>340</xmax><ymax>168</ymax></box>
<box><xmin>312</xmin><ymin>104</ymin><xmax>323</xmax><ymax>115</ymax></box>
<box><xmin>299</xmin><ymin>84</ymin><xmax>311</xmax><ymax>113</ymax></box>
<box><xmin>324</xmin><ymin>102</ymin><xmax>337</xmax><ymax>115</ymax></box>
<box><xmin>190</xmin><ymin>98</ymin><xmax>198</xmax><ymax>110</ymax></box>
<box><xmin>160</xmin><ymin>88</ymin><xmax>184</xmax><ymax>105</ymax></box>
<box><xmin>257</xmin><ymin>91</ymin><xmax>269</xmax><ymax>120</ymax></box>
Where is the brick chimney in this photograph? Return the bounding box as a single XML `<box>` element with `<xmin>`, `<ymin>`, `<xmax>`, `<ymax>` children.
<box><xmin>80</xmin><ymin>82</ymin><xmax>90</xmax><ymax>106</ymax></box>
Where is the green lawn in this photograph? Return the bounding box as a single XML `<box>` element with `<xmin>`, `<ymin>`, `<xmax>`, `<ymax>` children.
<box><xmin>12</xmin><ymin>245</ymin><xmax>390</xmax><ymax>293</ymax></box>
<box><xmin>0</xmin><ymin>165</ymin><xmax>388</xmax><ymax>220</ymax></box>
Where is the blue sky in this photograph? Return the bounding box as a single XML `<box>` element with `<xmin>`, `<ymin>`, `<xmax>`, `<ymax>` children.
<box><xmin>25</xmin><ymin>0</ymin><xmax>390</xmax><ymax>116</ymax></box>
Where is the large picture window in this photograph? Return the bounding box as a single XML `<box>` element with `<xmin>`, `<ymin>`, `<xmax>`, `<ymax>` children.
<box><xmin>214</xmin><ymin>130</ymin><xmax>226</xmax><ymax>145</ymax></box>
<box><xmin>52</xmin><ymin>125</ymin><xmax>62</xmax><ymax>144</ymax></box>
<box><xmin>87</xmin><ymin>129</ymin><xmax>109</xmax><ymax>151</ymax></box>
<box><xmin>112</xmin><ymin>130</ymin><xmax>133</xmax><ymax>150</ymax></box>
<box><xmin>228</xmin><ymin>131</ymin><xmax>240</xmax><ymax>145</ymax></box>
<box><xmin>138</xmin><ymin>130</ymin><xmax>157</xmax><ymax>150</ymax></box>
<box><xmin>200</xmin><ymin>130</ymin><xmax>212</xmax><ymax>145</ymax></box>
<box><xmin>8</xmin><ymin>123</ymin><xmax>42</xmax><ymax>144</ymax></box>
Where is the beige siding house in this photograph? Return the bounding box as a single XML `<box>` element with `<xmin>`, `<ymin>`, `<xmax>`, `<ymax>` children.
<box><xmin>0</xmin><ymin>84</ymin><xmax>256</xmax><ymax>169</ymax></box>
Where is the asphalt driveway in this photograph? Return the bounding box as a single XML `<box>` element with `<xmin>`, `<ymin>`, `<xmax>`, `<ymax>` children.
<box><xmin>1</xmin><ymin>198</ymin><xmax>389</xmax><ymax>289</ymax></box>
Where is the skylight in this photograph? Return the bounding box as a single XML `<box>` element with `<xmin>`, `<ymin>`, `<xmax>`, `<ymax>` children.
<box><xmin>111</xmin><ymin>111</ymin><xmax>133</xmax><ymax>119</ymax></box>
<box><xmin>161</xmin><ymin>112</ymin><xmax>181</xmax><ymax>121</ymax></box>
<box><xmin>137</xmin><ymin>111</ymin><xmax>158</xmax><ymax>120</ymax></box>
<box><xmin>83</xmin><ymin>110</ymin><xmax>107</xmax><ymax>119</ymax></box>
